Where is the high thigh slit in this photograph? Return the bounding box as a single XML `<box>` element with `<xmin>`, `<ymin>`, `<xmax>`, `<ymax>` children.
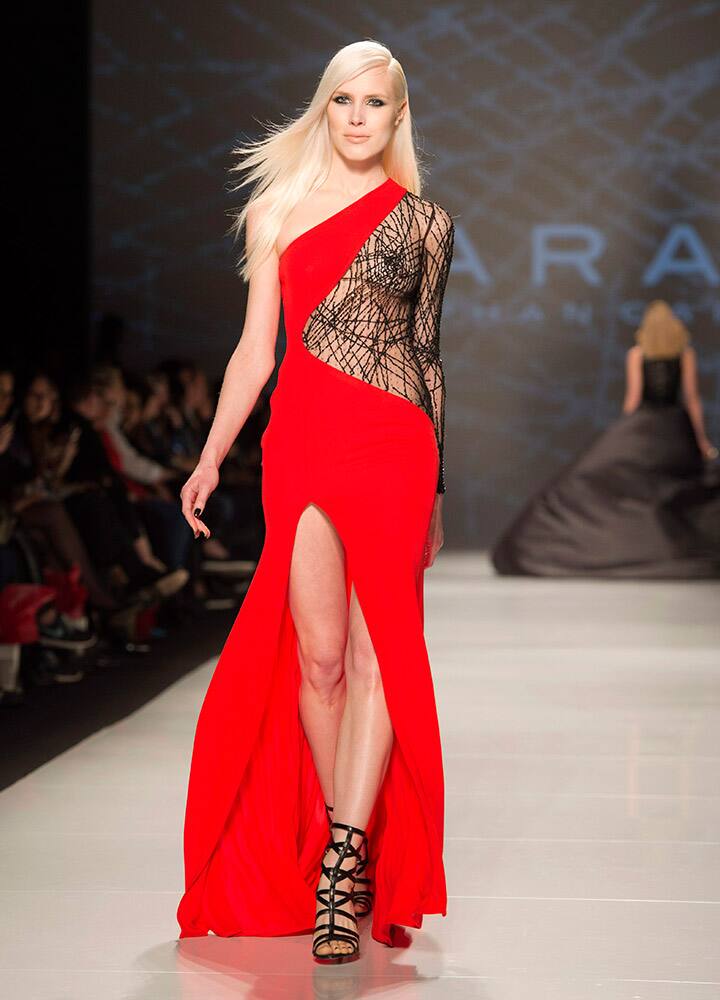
<box><xmin>177</xmin><ymin>176</ymin><xmax>455</xmax><ymax>947</ymax></box>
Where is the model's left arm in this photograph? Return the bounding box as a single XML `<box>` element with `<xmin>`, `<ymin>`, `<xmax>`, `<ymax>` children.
<box><xmin>411</xmin><ymin>204</ymin><xmax>455</xmax><ymax>495</ymax></box>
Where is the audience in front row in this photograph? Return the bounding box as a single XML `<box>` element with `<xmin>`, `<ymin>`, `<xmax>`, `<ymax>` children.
<box><xmin>0</xmin><ymin>355</ymin><xmax>269</xmax><ymax>701</ymax></box>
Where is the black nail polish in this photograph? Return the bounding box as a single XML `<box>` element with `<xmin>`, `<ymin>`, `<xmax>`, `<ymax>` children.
<box><xmin>194</xmin><ymin>508</ymin><xmax>201</xmax><ymax>517</ymax></box>
<box><xmin>202</xmin><ymin>532</ymin><xmax>209</xmax><ymax>540</ymax></box>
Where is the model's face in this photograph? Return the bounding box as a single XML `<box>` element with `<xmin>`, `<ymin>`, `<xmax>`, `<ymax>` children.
<box><xmin>326</xmin><ymin>66</ymin><xmax>405</xmax><ymax>165</ymax></box>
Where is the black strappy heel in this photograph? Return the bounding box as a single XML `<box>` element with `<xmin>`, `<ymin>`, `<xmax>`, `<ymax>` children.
<box><xmin>325</xmin><ymin>803</ymin><xmax>373</xmax><ymax>917</ymax></box>
<box><xmin>312</xmin><ymin>820</ymin><xmax>366</xmax><ymax>963</ymax></box>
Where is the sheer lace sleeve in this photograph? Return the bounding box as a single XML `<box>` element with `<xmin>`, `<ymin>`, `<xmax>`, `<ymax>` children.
<box><xmin>299</xmin><ymin>189</ymin><xmax>455</xmax><ymax>495</ymax></box>
<box><xmin>411</xmin><ymin>204</ymin><xmax>454</xmax><ymax>494</ymax></box>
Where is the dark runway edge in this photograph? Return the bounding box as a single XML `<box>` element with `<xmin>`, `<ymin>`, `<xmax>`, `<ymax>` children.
<box><xmin>0</xmin><ymin>606</ymin><xmax>237</xmax><ymax>791</ymax></box>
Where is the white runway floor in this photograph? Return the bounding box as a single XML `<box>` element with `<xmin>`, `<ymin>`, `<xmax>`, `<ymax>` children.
<box><xmin>1</xmin><ymin>552</ymin><xmax>719</xmax><ymax>1000</ymax></box>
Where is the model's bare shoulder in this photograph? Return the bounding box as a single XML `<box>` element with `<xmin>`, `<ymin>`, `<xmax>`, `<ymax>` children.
<box><xmin>244</xmin><ymin>197</ymin><xmax>269</xmax><ymax>241</ymax></box>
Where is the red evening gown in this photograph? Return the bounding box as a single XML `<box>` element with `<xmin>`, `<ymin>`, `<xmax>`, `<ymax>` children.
<box><xmin>176</xmin><ymin>175</ymin><xmax>455</xmax><ymax>947</ymax></box>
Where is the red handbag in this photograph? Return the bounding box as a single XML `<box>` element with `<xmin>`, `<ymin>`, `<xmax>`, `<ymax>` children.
<box><xmin>0</xmin><ymin>584</ymin><xmax>57</xmax><ymax>644</ymax></box>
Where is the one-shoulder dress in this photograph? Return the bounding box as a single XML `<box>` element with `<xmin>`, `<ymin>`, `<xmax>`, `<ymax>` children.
<box><xmin>177</xmin><ymin>176</ymin><xmax>455</xmax><ymax>947</ymax></box>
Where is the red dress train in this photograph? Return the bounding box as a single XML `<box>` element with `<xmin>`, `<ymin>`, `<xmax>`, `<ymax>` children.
<box><xmin>176</xmin><ymin>176</ymin><xmax>455</xmax><ymax>947</ymax></box>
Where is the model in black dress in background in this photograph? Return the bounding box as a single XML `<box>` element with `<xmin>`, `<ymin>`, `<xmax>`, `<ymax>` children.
<box><xmin>491</xmin><ymin>301</ymin><xmax>720</xmax><ymax>579</ymax></box>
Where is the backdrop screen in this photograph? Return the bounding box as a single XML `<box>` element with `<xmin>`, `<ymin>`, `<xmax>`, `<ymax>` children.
<box><xmin>92</xmin><ymin>0</ymin><xmax>720</xmax><ymax>546</ymax></box>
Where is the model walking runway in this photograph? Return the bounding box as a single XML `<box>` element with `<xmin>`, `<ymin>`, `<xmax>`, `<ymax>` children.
<box><xmin>177</xmin><ymin>176</ymin><xmax>455</xmax><ymax>946</ymax></box>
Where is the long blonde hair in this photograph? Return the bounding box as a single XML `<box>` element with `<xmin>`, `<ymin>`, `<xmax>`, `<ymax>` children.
<box><xmin>635</xmin><ymin>300</ymin><xmax>690</xmax><ymax>359</ymax></box>
<box><xmin>227</xmin><ymin>40</ymin><xmax>423</xmax><ymax>281</ymax></box>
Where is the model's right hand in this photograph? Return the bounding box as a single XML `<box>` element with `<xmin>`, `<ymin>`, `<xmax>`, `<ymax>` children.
<box><xmin>180</xmin><ymin>463</ymin><xmax>220</xmax><ymax>538</ymax></box>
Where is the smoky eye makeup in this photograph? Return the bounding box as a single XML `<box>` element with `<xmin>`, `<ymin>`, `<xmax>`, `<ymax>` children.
<box><xmin>332</xmin><ymin>94</ymin><xmax>387</xmax><ymax>107</ymax></box>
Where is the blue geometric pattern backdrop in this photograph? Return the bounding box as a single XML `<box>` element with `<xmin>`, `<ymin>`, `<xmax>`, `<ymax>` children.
<box><xmin>92</xmin><ymin>1</ymin><xmax>719</xmax><ymax>547</ymax></box>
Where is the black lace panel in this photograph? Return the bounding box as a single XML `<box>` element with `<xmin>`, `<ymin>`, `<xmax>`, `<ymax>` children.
<box><xmin>302</xmin><ymin>192</ymin><xmax>455</xmax><ymax>493</ymax></box>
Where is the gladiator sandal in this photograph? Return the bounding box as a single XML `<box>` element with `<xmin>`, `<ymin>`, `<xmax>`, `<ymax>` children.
<box><xmin>325</xmin><ymin>803</ymin><xmax>373</xmax><ymax>917</ymax></box>
<box><xmin>312</xmin><ymin>821</ymin><xmax>365</xmax><ymax>964</ymax></box>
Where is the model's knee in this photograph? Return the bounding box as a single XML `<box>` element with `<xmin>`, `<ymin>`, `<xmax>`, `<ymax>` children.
<box><xmin>298</xmin><ymin>639</ymin><xmax>345</xmax><ymax>695</ymax></box>
<box><xmin>346</xmin><ymin>640</ymin><xmax>382</xmax><ymax>689</ymax></box>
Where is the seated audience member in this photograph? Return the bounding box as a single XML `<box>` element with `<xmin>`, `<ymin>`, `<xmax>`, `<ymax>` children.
<box><xmin>87</xmin><ymin>365</ymin><xmax>193</xmax><ymax>574</ymax></box>
<box><xmin>36</xmin><ymin>374</ymin><xmax>187</xmax><ymax>602</ymax></box>
<box><xmin>0</xmin><ymin>370</ymin><xmax>119</xmax><ymax>612</ymax></box>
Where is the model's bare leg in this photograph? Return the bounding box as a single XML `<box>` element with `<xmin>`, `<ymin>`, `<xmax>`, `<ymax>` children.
<box><xmin>333</xmin><ymin>582</ymin><xmax>394</xmax><ymax>828</ymax></box>
<box><xmin>288</xmin><ymin>502</ymin><xmax>355</xmax><ymax>958</ymax></box>
<box><xmin>288</xmin><ymin>503</ymin><xmax>348</xmax><ymax>814</ymax></box>
<box><xmin>288</xmin><ymin>510</ymin><xmax>393</xmax><ymax>956</ymax></box>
